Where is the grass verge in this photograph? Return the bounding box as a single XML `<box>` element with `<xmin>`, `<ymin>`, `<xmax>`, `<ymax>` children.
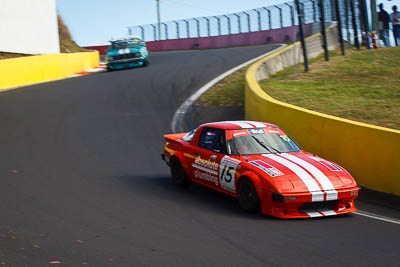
<box><xmin>198</xmin><ymin>47</ymin><xmax>400</xmax><ymax>130</ymax></box>
<box><xmin>58</xmin><ymin>15</ymin><xmax>88</xmax><ymax>53</ymax></box>
<box><xmin>196</xmin><ymin>67</ymin><xmax>248</xmax><ymax>106</ymax></box>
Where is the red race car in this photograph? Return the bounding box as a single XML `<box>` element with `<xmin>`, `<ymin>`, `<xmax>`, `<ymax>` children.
<box><xmin>161</xmin><ymin>121</ymin><xmax>359</xmax><ymax>218</ymax></box>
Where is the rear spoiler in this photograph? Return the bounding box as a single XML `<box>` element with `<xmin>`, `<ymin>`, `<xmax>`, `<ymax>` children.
<box><xmin>163</xmin><ymin>133</ymin><xmax>186</xmax><ymax>143</ymax></box>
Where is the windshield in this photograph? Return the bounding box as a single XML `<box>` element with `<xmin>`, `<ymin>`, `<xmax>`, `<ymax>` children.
<box><xmin>110</xmin><ymin>40</ymin><xmax>141</xmax><ymax>49</ymax></box>
<box><xmin>226</xmin><ymin>128</ymin><xmax>300</xmax><ymax>155</ymax></box>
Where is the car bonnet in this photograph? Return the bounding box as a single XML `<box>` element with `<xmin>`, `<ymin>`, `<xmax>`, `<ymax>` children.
<box><xmin>243</xmin><ymin>151</ymin><xmax>354</xmax><ymax>194</ymax></box>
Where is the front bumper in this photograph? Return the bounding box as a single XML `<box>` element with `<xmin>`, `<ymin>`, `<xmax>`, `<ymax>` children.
<box><xmin>107</xmin><ymin>58</ymin><xmax>144</xmax><ymax>69</ymax></box>
<box><xmin>262</xmin><ymin>186</ymin><xmax>360</xmax><ymax>218</ymax></box>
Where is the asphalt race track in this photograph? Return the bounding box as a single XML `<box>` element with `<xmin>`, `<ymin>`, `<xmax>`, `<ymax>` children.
<box><xmin>0</xmin><ymin>45</ymin><xmax>399</xmax><ymax>266</ymax></box>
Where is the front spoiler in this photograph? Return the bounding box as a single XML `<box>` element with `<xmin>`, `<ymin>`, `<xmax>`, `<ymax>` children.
<box><xmin>267</xmin><ymin>199</ymin><xmax>358</xmax><ymax>219</ymax></box>
<box><xmin>108</xmin><ymin>57</ymin><xmax>142</xmax><ymax>65</ymax></box>
<box><xmin>107</xmin><ymin>59</ymin><xmax>144</xmax><ymax>70</ymax></box>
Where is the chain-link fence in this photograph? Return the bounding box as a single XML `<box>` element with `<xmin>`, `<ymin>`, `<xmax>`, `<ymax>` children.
<box><xmin>124</xmin><ymin>0</ymin><xmax>371</xmax><ymax>72</ymax></box>
<box><xmin>127</xmin><ymin>0</ymin><xmax>362</xmax><ymax>45</ymax></box>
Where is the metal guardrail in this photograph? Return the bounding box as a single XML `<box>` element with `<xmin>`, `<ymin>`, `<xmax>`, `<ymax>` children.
<box><xmin>126</xmin><ymin>0</ymin><xmax>365</xmax><ymax>71</ymax></box>
<box><xmin>127</xmin><ymin>0</ymin><xmax>361</xmax><ymax>43</ymax></box>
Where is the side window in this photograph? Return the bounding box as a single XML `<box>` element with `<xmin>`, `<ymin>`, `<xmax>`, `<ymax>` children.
<box><xmin>198</xmin><ymin>128</ymin><xmax>226</xmax><ymax>153</ymax></box>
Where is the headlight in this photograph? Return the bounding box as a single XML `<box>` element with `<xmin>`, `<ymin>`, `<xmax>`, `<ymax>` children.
<box><xmin>272</xmin><ymin>192</ymin><xmax>284</xmax><ymax>203</ymax></box>
<box><xmin>273</xmin><ymin>193</ymin><xmax>297</xmax><ymax>202</ymax></box>
<box><xmin>134</xmin><ymin>52</ymin><xmax>141</xmax><ymax>57</ymax></box>
<box><xmin>284</xmin><ymin>196</ymin><xmax>297</xmax><ymax>201</ymax></box>
<box><xmin>108</xmin><ymin>56</ymin><xmax>113</xmax><ymax>61</ymax></box>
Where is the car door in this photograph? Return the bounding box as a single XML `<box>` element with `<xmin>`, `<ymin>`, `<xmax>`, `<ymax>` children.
<box><xmin>190</xmin><ymin>128</ymin><xmax>226</xmax><ymax>190</ymax></box>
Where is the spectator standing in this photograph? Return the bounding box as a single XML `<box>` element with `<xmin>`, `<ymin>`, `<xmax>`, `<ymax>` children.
<box><xmin>378</xmin><ymin>3</ymin><xmax>390</xmax><ymax>47</ymax></box>
<box><xmin>391</xmin><ymin>5</ymin><xmax>400</xmax><ymax>46</ymax></box>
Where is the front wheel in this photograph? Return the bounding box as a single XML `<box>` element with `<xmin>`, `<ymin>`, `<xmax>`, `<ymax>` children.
<box><xmin>170</xmin><ymin>158</ymin><xmax>191</xmax><ymax>187</ymax></box>
<box><xmin>142</xmin><ymin>59</ymin><xmax>150</xmax><ymax>67</ymax></box>
<box><xmin>238</xmin><ymin>178</ymin><xmax>260</xmax><ymax>213</ymax></box>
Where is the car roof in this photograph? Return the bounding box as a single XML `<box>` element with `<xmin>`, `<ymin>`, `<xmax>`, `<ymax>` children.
<box><xmin>200</xmin><ymin>121</ymin><xmax>278</xmax><ymax>130</ymax></box>
<box><xmin>111</xmin><ymin>37</ymin><xmax>142</xmax><ymax>43</ymax></box>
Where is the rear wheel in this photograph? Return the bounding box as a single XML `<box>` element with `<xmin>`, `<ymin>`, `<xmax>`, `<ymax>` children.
<box><xmin>170</xmin><ymin>158</ymin><xmax>191</xmax><ymax>187</ymax></box>
<box><xmin>238</xmin><ymin>178</ymin><xmax>260</xmax><ymax>213</ymax></box>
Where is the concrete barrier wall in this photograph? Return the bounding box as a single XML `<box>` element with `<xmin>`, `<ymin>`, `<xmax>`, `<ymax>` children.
<box><xmin>245</xmin><ymin>28</ymin><xmax>400</xmax><ymax>196</ymax></box>
<box><xmin>0</xmin><ymin>51</ymin><xmax>99</xmax><ymax>91</ymax></box>
<box><xmin>0</xmin><ymin>0</ymin><xmax>60</xmax><ymax>54</ymax></box>
<box><xmin>85</xmin><ymin>24</ymin><xmax>314</xmax><ymax>55</ymax></box>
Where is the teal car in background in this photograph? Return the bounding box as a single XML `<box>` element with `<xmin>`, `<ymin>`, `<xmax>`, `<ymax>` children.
<box><xmin>106</xmin><ymin>37</ymin><xmax>149</xmax><ymax>71</ymax></box>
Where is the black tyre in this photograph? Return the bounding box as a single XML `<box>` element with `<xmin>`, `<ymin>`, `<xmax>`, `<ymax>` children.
<box><xmin>107</xmin><ymin>66</ymin><xmax>113</xmax><ymax>72</ymax></box>
<box><xmin>170</xmin><ymin>158</ymin><xmax>191</xmax><ymax>187</ymax></box>
<box><xmin>142</xmin><ymin>59</ymin><xmax>150</xmax><ymax>67</ymax></box>
<box><xmin>238</xmin><ymin>178</ymin><xmax>260</xmax><ymax>213</ymax></box>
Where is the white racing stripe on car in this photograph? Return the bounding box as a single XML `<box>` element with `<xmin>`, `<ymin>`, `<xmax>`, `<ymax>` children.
<box><xmin>304</xmin><ymin>210</ymin><xmax>323</xmax><ymax>217</ymax></box>
<box><xmin>192</xmin><ymin>164</ymin><xmax>218</xmax><ymax>175</ymax></box>
<box><xmin>317</xmin><ymin>208</ymin><xmax>337</xmax><ymax>216</ymax></box>
<box><xmin>325</xmin><ymin>190</ymin><xmax>338</xmax><ymax>200</ymax></box>
<box><xmin>263</xmin><ymin>154</ymin><xmax>324</xmax><ymax>202</ymax></box>
<box><xmin>280</xmin><ymin>153</ymin><xmax>338</xmax><ymax>200</ymax></box>
<box><xmin>224</xmin><ymin>121</ymin><xmax>255</xmax><ymax>128</ymax></box>
<box><xmin>246</xmin><ymin>121</ymin><xmax>267</xmax><ymax>128</ymax></box>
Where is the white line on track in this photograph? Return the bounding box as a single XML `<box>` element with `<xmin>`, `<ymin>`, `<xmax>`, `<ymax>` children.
<box><xmin>170</xmin><ymin>44</ymin><xmax>287</xmax><ymax>133</ymax></box>
<box><xmin>354</xmin><ymin>210</ymin><xmax>400</xmax><ymax>225</ymax></box>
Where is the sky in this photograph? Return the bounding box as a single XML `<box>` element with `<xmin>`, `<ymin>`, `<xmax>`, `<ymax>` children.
<box><xmin>56</xmin><ymin>0</ymin><xmax>290</xmax><ymax>46</ymax></box>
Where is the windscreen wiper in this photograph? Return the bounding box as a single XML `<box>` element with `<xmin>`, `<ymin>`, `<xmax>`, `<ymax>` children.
<box><xmin>251</xmin><ymin>135</ymin><xmax>281</xmax><ymax>154</ymax></box>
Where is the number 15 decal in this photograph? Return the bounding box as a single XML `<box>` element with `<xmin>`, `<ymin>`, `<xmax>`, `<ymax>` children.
<box><xmin>220</xmin><ymin>165</ymin><xmax>234</xmax><ymax>182</ymax></box>
<box><xmin>219</xmin><ymin>156</ymin><xmax>241</xmax><ymax>193</ymax></box>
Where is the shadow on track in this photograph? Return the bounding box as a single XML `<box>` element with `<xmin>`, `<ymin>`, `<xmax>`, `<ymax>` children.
<box><xmin>115</xmin><ymin>175</ymin><xmax>354</xmax><ymax>222</ymax></box>
<box><xmin>115</xmin><ymin>175</ymin><xmax>270</xmax><ymax>220</ymax></box>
